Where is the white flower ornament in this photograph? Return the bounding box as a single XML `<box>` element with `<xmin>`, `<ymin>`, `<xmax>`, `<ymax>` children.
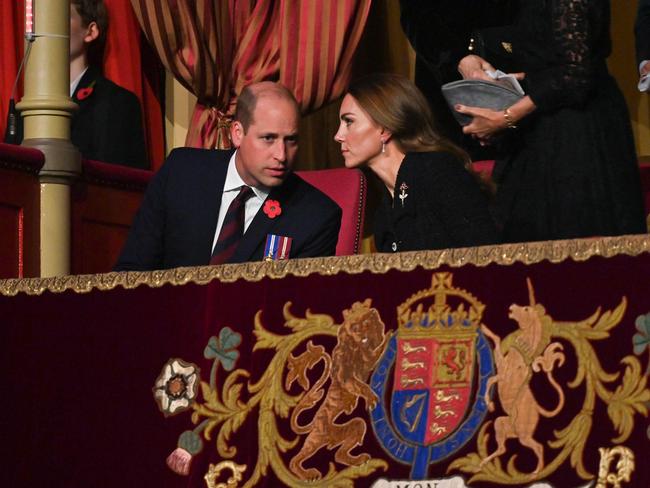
<box><xmin>153</xmin><ymin>358</ymin><xmax>200</xmax><ymax>417</ymax></box>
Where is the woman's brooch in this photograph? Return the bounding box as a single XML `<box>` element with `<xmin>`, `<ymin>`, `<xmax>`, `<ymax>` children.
<box><xmin>398</xmin><ymin>182</ymin><xmax>409</xmax><ymax>207</ymax></box>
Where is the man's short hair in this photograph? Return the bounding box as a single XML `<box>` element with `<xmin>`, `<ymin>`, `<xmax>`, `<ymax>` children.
<box><xmin>234</xmin><ymin>82</ymin><xmax>300</xmax><ymax>132</ymax></box>
<box><xmin>72</xmin><ymin>0</ymin><xmax>109</xmax><ymax>65</ymax></box>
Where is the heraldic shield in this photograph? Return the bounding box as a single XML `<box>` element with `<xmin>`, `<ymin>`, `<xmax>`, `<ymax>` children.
<box><xmin>371</xmin><ymin>273</ymin><xmax>494</xmax><ymax>479</ymax></box>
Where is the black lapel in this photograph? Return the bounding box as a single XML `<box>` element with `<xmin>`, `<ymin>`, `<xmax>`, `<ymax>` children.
<box><xmin>72</xmin><ymin>65</ymin><xmax>100</xmax><ymax>104</ymax></box>
<box><xmin>197</xmin><ymin>150</ymin><xmax>232</xmax><ymax>262</ymax></box>
<box><xmin>230</xmin><ymin>172</ymin><xmax>301</xmax><ymax>263</ymax></box>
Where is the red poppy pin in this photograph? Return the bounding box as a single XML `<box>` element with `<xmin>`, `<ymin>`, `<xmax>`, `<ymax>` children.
<box><xmin>76</xmin><ymin>81</ymin><xmax>96</xmax><ymax>101</ymax></box>
<box><xmin>263</xmin><ymin>199</ymin><xmax>282</xmax><ymax>219</ymax></box>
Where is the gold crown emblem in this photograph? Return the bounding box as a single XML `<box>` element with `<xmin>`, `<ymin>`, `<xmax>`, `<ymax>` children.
<box><xmin>396</xmin><ymin>273</ymin><xmax>484</xmax><ymax>334</ymax></box>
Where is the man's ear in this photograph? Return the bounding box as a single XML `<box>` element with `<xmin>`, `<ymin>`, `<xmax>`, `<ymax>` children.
<box><xmin>230</xmin><ymin>121</ymin><xmax>244</xmax><ymax>148</ymax></box>
<box><xmin>84</xmin><ymin>21</ymin><xmax>100</xmax><ymax>44</ymax></box>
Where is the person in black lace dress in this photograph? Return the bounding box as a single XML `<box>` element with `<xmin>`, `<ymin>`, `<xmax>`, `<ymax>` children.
<box><xmin>334</xmin><ymin>73</ymin><xmax>499</xmax><ymax>252</ymax></box>
<box><xmin>636</xmin><ymin>0</ymin><xmax>650</xmax><ymax>84</ymax></box>
<box><xmin>399</xmin><ymin>0</ymin><xmax>518</xmax><ymax>157</ymax></box>
<box><xmin>454</xmin><ymin>0</ymin><xmax>646</xmax><ymax>242</ymax></box>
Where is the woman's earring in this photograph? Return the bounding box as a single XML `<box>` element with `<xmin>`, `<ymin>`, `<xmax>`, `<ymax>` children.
<box><xmin>381</xmin><ymin>140</ymin><xmax>386</xmax><ymax>154</ymax></box>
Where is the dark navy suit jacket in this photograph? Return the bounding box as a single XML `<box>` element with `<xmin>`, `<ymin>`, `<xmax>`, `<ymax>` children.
<box><xmin>114</xmin><ymin>148</ymin><xmax>342</xmax><ymax>271</ymax></box>
<box><xmin>71</xmin><ymin>65</ymin><xmax>147</xmax><ymax>168</ymax></box>
<box><xmin>5</xmin><ymin>65</ymin><xmax>147</xmax><ymax>168</ymax></box>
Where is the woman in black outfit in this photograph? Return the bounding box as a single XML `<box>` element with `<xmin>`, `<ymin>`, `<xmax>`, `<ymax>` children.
<box><xmin>455</xmin><ymin>0</ymin><xmax>646</xmax><ymax>242</ymax></box>
<box><xmin>334</xmin><ymin>73</ymin><xmax>499</xmax><ymax>253</ymax></box>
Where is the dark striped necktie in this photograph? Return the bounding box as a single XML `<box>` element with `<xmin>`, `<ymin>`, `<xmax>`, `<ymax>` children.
<box><xmin>210</xmin><ymin>186</ymin><xmax>254</xmax><ymax>265</ymax></box>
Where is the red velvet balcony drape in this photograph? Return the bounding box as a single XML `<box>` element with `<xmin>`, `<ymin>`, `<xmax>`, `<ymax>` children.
<box><xmin>129</xmin><ymin>0</ymin><xmax>371</xmax><ymax>150</ymax></box>
<box><xmin>0</xmin><ymin>0</ymin><xmax>165</xmax><ymax>170</ymax></box>
<box><xmin>2</xmin><ymin>241</ymin><xmax>650</xmax><ymax>486</ymax></box>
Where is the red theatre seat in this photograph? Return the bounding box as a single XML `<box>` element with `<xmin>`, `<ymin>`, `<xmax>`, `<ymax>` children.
<box><xmin>297</xmin><ymin>168</ymin><xmax>366</xmax><ymax>255</ymax></box>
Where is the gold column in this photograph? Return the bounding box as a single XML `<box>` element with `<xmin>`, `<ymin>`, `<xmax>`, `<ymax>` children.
<box><xmin>17</xmin><ymin>0</ymin><xmax>81</xmax><ymax>277</ymax></box>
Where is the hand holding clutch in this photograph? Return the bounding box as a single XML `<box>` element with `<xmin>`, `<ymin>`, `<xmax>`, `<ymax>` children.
<box><xmin>441</xmin><ymin>78</ymin><xmax>524</xmax><ymax>126</ymax></box>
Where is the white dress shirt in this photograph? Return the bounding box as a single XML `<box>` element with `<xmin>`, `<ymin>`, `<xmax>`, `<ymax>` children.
<box><xmin>70</xmin><ymin>67</ymin><xmax>88</xmax><ymax>97</ymax></box>
<box><xmin>211</xmin><ymin>151</ymin><xmax>270</xmax><ymax>253</ymax></box>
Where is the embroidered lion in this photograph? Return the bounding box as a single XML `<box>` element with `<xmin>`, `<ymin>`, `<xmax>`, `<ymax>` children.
<box><xmin>480</xmin><ymin>279</ymin><xmax>566</xmax><ymax>475</ymax></box>
<box><xmin>285</xmin><ymin>299</ymin><xmax>390</xmax><ymax>480</ymax></box>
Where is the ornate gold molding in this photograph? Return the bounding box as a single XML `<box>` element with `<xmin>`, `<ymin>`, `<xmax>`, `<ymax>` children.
<box><xmin>1</xmin><ymin>234</ymin><xmax>649</xmax><ymax>297</ymax></box>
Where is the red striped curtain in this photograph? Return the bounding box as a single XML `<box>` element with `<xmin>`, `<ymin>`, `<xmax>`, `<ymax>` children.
<box><xmin>129</xmin><ymin>0</ymin><xmax>371</xmax><ymax>150</ymax></box>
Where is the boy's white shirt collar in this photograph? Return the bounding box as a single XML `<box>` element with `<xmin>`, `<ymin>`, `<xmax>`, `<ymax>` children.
<box><xmin>70</xmin><ymin>66</ymin><xmax>89</xmax><ymax>97</ymax></box>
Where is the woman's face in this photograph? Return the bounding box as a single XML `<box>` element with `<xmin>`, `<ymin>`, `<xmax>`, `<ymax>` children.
<box><xmin>334</xmin><ymin>94</ymin><xmax>384</xmax><ymax>168</ymax></box>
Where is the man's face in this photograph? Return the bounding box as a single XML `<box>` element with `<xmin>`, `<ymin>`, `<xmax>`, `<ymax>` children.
<box><xmin>230</xmin><ymin>95</ymin><xmax>299</xmax><ymax>188</ymax></box>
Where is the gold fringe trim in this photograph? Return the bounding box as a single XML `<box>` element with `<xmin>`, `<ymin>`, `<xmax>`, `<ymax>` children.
<box><xmin>1</xmin><ymin>234</ymin><xmax>649</xmax><ymax>297</ymax></box>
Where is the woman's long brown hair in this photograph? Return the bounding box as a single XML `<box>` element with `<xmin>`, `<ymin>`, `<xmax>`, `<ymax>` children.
<box><xmin>347</xmin><ymin>73</ymin><xmax>471</xmax><ymax>166</ymax></box>
<box><xmin>347</xmin><ymin>73</ymin><xmax>495</xmax><ymax>196</ymax></box>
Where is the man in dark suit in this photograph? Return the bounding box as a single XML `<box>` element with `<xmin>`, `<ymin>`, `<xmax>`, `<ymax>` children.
<box><xmin>114</xmin><ymin>82</ymin><xmax>342</xmax><ymax>271</ymax></box>
<box><xmin>636</xmin><ymin>0</ymin><xmax>650</xmax><ymax>91</ymax></box>
<box><xmin>5</xmin><ymin>0</ymin><xmax>147</xmax><ymax>168</ymax></box>
<box><xmin>68</xmin><ymin>0</ymin><xmax>147</xmax><ymax>168</ymax></box>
